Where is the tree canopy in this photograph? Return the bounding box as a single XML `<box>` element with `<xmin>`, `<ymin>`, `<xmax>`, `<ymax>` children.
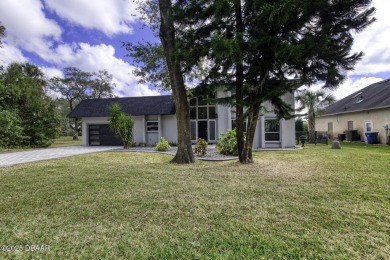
<box><xmin>49</xmin><ymin>67</ymin><xmax>115</xmax><ymax>139</ymax></box>
<box><xmin>127</xmin><ymin>0</ymin><xmax>375</xmax><ymax>163</ymax></box>
<box><xmin>0</xmin><ymin>63</ymin><xmax>60</xmax><ymax>147</ymax></box>
<box><xmin>0</xmin><ymin>23</ymin><xmax>5</xmax><ymax>47</ymax></box>
<box><xmin>296</xmin><ymin>89</ymin><xmax>335</xmax><ymax>142</ymax></box>
<box><xmin>176</xmin><ymin>0</ymin><xmax>375</xmax><ymax>163</ymax></box>
<box><xmin>108</xmin><ymin>103</ymin><xmax>135</xmax><ymax>149</ymax></box>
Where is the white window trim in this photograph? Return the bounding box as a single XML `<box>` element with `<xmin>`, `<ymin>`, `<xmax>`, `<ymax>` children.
<box><xmin>146</xmin><ymin>121</ymin><xmax>159</xmax><ymax>132</ymax></box>
<box><xmin>208</xmin><ymin>120</ymin><xmax>217</xmax><ymax>141</ymax></box>
<box><xmin>364</xmin><ymin>121</ymin><xmax>373</xmax><ymax>132</ymax></box>
<box><xmin>265</xmin><ymin>118</ymin><xmax>281</xmax><ymax>142</ymax></box>
<box><xmin>190</xmin><ymin>120</ymin><xmax>197</xmax><ymax>142</ymax></box>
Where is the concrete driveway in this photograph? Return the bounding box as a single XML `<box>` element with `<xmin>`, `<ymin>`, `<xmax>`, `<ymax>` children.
<box><xmin>0</xmin><ymin>146</ymin><xmax>118</xmax><ymax>167</ymax></box>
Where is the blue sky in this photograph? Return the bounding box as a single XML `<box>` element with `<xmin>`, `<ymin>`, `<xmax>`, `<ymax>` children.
<box><xmin>0</xmin><ymin>0</ymin><xmax>389</xmax><ymax>99</ymax></box>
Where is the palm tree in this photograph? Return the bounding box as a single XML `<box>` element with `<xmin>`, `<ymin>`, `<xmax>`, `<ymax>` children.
<box><xmin>296</xmin><ymin>89</ymin><xmax>336</xmax><ymax>142</ymax></box>
<box><xmin>0</xmin><ymin>23</ymin><xmax>5</xmax><ymax>47</ymax></box>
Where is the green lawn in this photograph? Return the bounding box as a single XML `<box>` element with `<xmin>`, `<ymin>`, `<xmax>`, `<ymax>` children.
<box><xmin>0</xmin><ymin>143</ymin><xmax>389</xmax><ymax>259</ymax></box>
<box><xmin>50</xmin><ymin>136</ymin><xmax>82</xmax><ymax>148</ymax></box>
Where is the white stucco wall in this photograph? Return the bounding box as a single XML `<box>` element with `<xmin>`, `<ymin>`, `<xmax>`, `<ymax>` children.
<box><xmin>133</xmin><ymin>116</ymin><xmax>144</xmax><ymax>144</ymax></box>
<box><xmin>161</xmin><ymin>114</ymin><xmax>178</xmax><ymax>143</ymax></box>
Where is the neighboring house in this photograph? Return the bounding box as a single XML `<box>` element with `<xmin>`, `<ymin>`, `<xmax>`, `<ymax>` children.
<box><xmin>316</xmin><ymin>79</ymin><xmax>390</xmax><ymax>144</ymax></box>
<box><xmin>68</xmin><ymin>89</ymin><xmax>296</xmax><ymax>148</ymax></box>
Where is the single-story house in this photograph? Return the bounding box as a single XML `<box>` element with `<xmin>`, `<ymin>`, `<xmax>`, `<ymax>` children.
<box><xmin>316</xmin><ymin>79</ymin><xmax>390</xmax><ymax>144</ymax></box>
<box><xmin>68</xmin><ymin>89</ymin><xmax>296</xmax><ymax>148</ymax></box>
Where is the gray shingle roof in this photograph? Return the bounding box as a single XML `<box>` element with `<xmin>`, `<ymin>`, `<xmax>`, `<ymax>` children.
<box><xmin>322</xmin><ymin>79</ymin><xmax>390</xmax><ymax>116</ymax></box>
<box><xmin>68</xmin><ymin>95</ymin><xmax>175</xmax><ymax>118</ymax></box>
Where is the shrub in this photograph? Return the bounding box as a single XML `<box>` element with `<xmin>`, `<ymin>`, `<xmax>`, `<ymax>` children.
<box><xmin>194</xmin><ymin>138</ymin><xmax>208</xmax><ymax>156</ymax></box>
<box><xmin>216</xmin><ymin>129</ymin><xmax>239</xmax><ymax>156</ymax></box>
<box><xmin>108</xmin><ymin>103</ymin><xmax>134</xmax><ymax>149</ymax></box>
<box><xmin>168</xmin><ymin>141</ymin><xmax>177</xmax><ymax>147</ymax></box>
<box><xmin>0</xmin><ymin>110</ymin><xmax>25</xmax><ymax>148</ymax></box>
<box><xmin>155</xmin><ymin>137</ymin><xmax>171</xmax><ymax>151</ymax></box>
<box><xmin>138</xmin><ymin>142</ymin><xmax>147</xmax><ymax>147</ymax></box>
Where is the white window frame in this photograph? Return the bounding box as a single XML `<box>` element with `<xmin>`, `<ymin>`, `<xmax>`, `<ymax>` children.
<box><xmin>208</xmin><ymin>120</ymin><xmax>217</xmax><ymax>142</ymax></box>
<box><xmin>347</xmin><ymin>121</ymin><xmax>354</xmax><ymax>130</ymax></box>
<box><xmin>146</xmin><ymin>121</ymin><xmax>159</xmax><ymax>132</ymax></box>
<box><xmin>190</xmin><ymin>120</ymin><xmax>197</xmax><ymax>142</ymax></box>
<box><xmin>265</xmin><ymin>118</ymin><xmax>281</xmax><ymax>142</ymax></box>
<box><xmin>364</xmin><ymin>121</ymin><xmax>373</xmax><ymax>132</ymax></box>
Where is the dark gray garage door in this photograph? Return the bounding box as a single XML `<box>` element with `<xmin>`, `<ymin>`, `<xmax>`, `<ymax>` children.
<box><xmin>89</xmin><ymin>124</ymin><xmax>122</xmax><ymax>146</ymax></box>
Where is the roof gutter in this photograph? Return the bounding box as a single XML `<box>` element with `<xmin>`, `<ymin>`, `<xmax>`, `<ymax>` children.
<box><xmin>319</xmin><ymin>105</ymin><xmax>390</xmax><ymax>117</ymax></box>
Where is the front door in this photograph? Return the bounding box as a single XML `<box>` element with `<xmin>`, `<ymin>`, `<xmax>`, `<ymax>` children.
<box><xmin>198</xmin><ymin>121</ymin><xmax>208</xmax><ymax>141</ymax></box>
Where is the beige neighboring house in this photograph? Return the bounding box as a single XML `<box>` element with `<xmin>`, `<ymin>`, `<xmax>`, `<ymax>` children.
<box><xmin>316</xmin><ymin>79</ymin><xmax>390</xmax><ymax>144</ymax></box>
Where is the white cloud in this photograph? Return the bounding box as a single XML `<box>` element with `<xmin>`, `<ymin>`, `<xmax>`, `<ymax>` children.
<box><xmin>350</xmin><ymin>0</ymin><xmax>390</xmax><ymax>76</ymax></box>
<box><xmin>43</xmin><ymin>0</ymin><xmax>141</xmax><ymax>36</ymax></box>
<box><xmin>0</xmin><ymin>0</ymin><xmax>157</xmax><ymax>97</ymax></box>
<box><xmin>0</xmin><ymin>44</ymin><xmax>28</xmax><ymax>67</ymax></box>
<box><xmin>45</xmin><ymin>42</ymin><xmax>160</xmax><ymax>97</ymax></box>
<box><xmin>0</xmin><ymin>0</ymin><xmax>62</xmax><ymax>60</ymax></box>
<box><xmin>333</xmin><ymin>77</ymin><xmax>384</xmax><ymax>100</ymax></box>
<box><xmin>40</xmin><ymin>66</ymin><xmax>63</xmax><ymax>78</ymax></box>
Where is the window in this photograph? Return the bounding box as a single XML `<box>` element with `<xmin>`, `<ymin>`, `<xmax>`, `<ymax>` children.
<box><xmin>190</xmin><ymin>121</ymin><xmax>197</xmax><ymax>141</ymax></box>
<box><xmin>209</xmin><ymin>121</ymin><xmax>216</xmax><ymax>141</ymax></box>
<box><xmin>365</xmin><ymin>121</ymin><xmax>373</xmax><ymax>132</ymax></box>
<box><xmin>198</xmin><ymin>107</ymin><xmax>208</xmax><ymax>119</ymax></box>
<box><xmin>328</xmin><ymin>122</ymin><xmax>333</xmax><ymax>132</ymax></box>
<box><xmin>189</xmin><ymin>97</ymin><xmax>216</xmax><ymax>120</ymax></box>
<box><xmin>146</xmin><ymin>121</ymin><xmax>159</xmax><ymax>132</ymax></box>
<box><xmin>190</xmin><ymin>98</ymin><xmax>197</xmax><ymax>106</ymax></box>
<box><xmin>198</xmin><ymin>96</ymin><xmax>208</xmax><ymax>106</ymax></box>
<box><xmin>265</xmin><ymin>119</ymin><xmax>280</xmax><ymax>141</ymax></box>
<box><xmin>190</xmin><ymin>107</ymin><xmax>197</xmax><ymax>119</ymax></box>
<box><xmin>347</xmin><ymin>121</ymin><xmax>353</xmax><ymax>130</ymax></box>
<box><xmin>208</xmin><ymin>107</ymin><xmax>216</xmax><ymax>119</ymax></box>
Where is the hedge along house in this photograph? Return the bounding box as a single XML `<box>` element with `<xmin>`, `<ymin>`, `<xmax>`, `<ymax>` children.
<box><xmin>68</xmin><ymin>89</ymin><xmax>296</xmax><ymax>148</ymax></box>
<box><xmin>316</xmin><ymin>79</ymin><xmax>390</xmax><ymax>144</ymax></box>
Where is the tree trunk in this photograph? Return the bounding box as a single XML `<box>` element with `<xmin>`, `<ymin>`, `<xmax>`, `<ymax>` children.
<box><xmin>241</xmin><ymin>104</ymin><xmax>261</xmax><ymax>163</ymax></box>
<box><xmin>72</xmin><ymin>118</ymin><xmax>79</xmax><ymax>140</ymax></box>
<box><xmin>234</xmin><ymin>0</ymin><xmax>245</xmax><ymax>163</ymax></box>
<box><xmin>158</xmin><ymin>0</ymin><xmax>195</xmax><ymax>164</ymax></box>
<box><xmin>308</xmin><ymin>110</ymin><xmax>315</xmax><ymax>143</ymax></box>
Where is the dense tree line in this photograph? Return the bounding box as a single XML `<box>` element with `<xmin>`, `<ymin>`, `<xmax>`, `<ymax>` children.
<box><xmin>0</xmin><ymin>62</ymin><xmax>116</xmax><ymax>147</ymax></box>
<box><xmin>0</xmin><ymin>63</ymin><xmax>60</xmax><ymax>147</ymax></box>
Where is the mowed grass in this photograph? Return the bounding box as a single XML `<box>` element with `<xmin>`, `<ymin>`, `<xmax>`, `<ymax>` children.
<box><xmin>0</xmin><ymin>143</ymin><xmax>389</xmax><ymax>259</ymax></box>
<box><xmin>50</xmin><ymin>136</ymin><xmax>82</xmax><ymax>148</ymax></box>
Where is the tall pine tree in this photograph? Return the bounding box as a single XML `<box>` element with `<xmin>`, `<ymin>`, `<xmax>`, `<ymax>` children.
<box><xmin>174</xmin><ymin>0</ymin><xmax>375</xmax><ymax>163</ymax></box>
<box><xmin>126</xmin><ymin>0</ymin><xmax>375</xmax><ymax>163</ymax></box>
